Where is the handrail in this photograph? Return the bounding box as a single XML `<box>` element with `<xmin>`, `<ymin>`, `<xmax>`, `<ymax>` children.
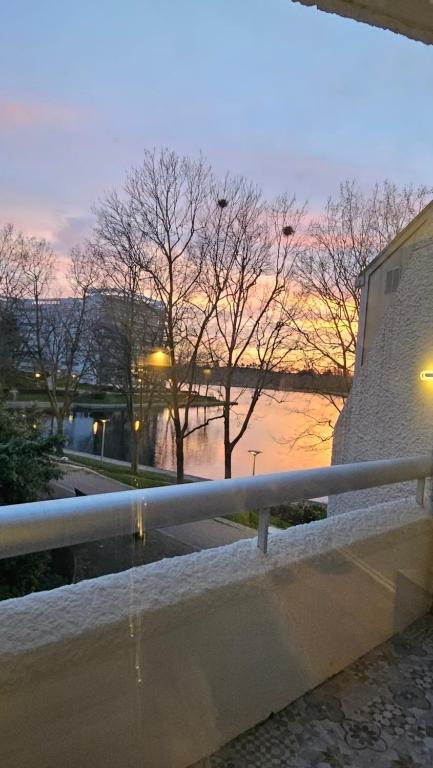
<box><xmin>0</xmin><ymin>454</ymin><xmax>431</xmax><ymax>559</ymax></box>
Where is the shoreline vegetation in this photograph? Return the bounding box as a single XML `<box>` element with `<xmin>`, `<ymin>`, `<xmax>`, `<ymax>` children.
<box><xmin>2</xmin><ymin>370</ymin><xmax>351</xmax><ymax>414</ymax></box>
<box><xmin>61</xmin><ymin>453</ymin><xmax>182</xmax><ymax>489</ymax></box>
<box><xmin>3</xmin><ymin>390</ymin><xmax>222</xmax><ymax>412</ymax></box>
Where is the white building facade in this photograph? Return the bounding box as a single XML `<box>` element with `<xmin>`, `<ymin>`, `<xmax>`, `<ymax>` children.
<box><xmin>329</xmin><ymin>202</ymin><xmax>433</xmax><ymax>514</ymax></box>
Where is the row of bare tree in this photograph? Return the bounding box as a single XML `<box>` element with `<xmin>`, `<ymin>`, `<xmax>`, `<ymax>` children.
<box><xmin>0</xmin><ymin>227</ymin><xmax>99</xmax><ymax>438</ymax></box>
<box><xmin>91</xmin><ymin>151</ymin><xmax>306</xmax><ymax>479</ymax></box>
<box><xmin>1</xmin><ymin>148</ymin><xmax>431</xmax><ymax>481</ymax></box>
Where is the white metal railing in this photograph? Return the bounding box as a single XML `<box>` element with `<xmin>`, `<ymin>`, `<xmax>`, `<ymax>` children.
<box><xmin>0</xmin><ymin>455</ymin><xmax>431</xmax><ymax>559</ymax></box>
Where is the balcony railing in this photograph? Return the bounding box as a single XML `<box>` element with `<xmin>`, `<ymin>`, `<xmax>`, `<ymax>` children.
<box><xmin>0</xmin><ymin>453</ymin><xmax>431</xmax><ymax>560</ymax></box>
<box><xmin>2</xmin><ymin>454</ymin><xmax>433</xmax><ymax>768</ymax></box>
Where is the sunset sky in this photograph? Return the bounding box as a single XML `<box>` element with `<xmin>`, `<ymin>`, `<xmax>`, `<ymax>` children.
<box><xmin>1</xmin><ymin>0</ymin><xmax>433</xmax><ymax>256</ymax></box>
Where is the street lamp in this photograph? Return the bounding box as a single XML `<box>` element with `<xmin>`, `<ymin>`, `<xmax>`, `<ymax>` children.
<box><xmin>133</xmin><ymin>349</ymin><xmax>170</xmax><ymax>425</ymax></box>
<box><xmin>145</xmin><ymin>349</ymin><xmax>170</xmax><ymax>368</ymax></box>
<box><xmin>100</xmin><ymin>418</ymin><xmax>108</xmax><ymax>463</ymax></box>
<box><xmin>248</xmin><ymin>449</ymin><xmax>262</xmax><ymax>476</ymax></box>
<box><xmin>137</xmin><ymin>376</ymin><xmax>144</xmax><ymax>430</ymax></box>
<box><xmin>202</xmin><ymin>366</ymin><xmax>212</xmax><ymax>399</ymax></box>
<box><xmin>92</xmin><ymin>418</ymin><xmax>109</xmax><ymax>462</ymax></box>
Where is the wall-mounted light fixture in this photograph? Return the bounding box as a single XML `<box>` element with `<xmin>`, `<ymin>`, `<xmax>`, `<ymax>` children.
<box><xmin>420</xmin><ymin>371</ymin><xmax>433</xmax><ymax>381</ymax></box>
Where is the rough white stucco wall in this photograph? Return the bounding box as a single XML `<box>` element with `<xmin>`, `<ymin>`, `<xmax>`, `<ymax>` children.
<box><xmin>0</xmin><ymin>499</ymin><xmax>432</xmax><ymax>768</ymax></box>
<box><xmin>292</xmin><ymin>0</ymin><xmax>433</xmax><ymax>45</ymax></box>
<box><xmin>330</xmin><ymin>240</ymin><xmax>433</xmax><ymax>515</ymax></box>
<box><xmin>361</xmin><ymin>220</ymin><xmax>433</xmax><ymax>362</ymax></box>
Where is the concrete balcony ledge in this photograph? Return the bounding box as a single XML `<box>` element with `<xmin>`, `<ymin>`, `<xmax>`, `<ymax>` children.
<box><xmin>1</xmin><ymin>497</ymin><xmax>433</xmax><ymax>768</ymax></box>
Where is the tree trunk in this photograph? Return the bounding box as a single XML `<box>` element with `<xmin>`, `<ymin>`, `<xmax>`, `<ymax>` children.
<box><xmin>223</xmin><ymin>388</ymin><xmax>232</xmax><ymax>479</ymax></box>
<box><xmin>224</xmin><ymin>441</ymin><xmax>232</xmax><ymax>479</ymax></box>
<box><xmin>175</xmin><ymin>434</ymin><xmax>185</xmax><ymax>484</ymax></box>
<box><xmin>125</xmin><ymin>387</ymin><xmax>137</xmax><ymax>473</ymax></box>
<box><xmin>55</xmin><ymin>413</ymin><xmax>64</xmax><ymax>455</ymax></box>
<box><xmin>131</xmin><ymin>428</ymin><xmax>139</xmax><ymax>473</ymax></box>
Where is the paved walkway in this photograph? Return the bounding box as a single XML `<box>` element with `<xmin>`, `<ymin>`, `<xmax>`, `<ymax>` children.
<box><xmin>53</xmin><ymin>465</ymin><xmax>132</xmax><ymax>496</ymax></box>
<box><xmin>54</xmin><ymin>463</ymin><xmax>255</xmax><ymax>583</ymax></box>
<box><xmin>64</xmin><ymin>448</ymin><xmax>207</xmax><ymax>482</ymax></box>
<box><xmin>200</xmin><ymin>613</ymin><xmax>433</xmax><ymax>768</ymax></box>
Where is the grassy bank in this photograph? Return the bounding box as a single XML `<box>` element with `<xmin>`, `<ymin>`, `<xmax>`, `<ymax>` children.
<box><xmin>5</xmin><ymin>390</ymin><xmax>221</xmax><ymax>408</ymax></box>
<box><xmin>229</xmin><ymin>501</ymin><xmax>326</xmax><ymax>532</ymax></box>
<box><xmin>64</xmin><ymin>453</ymin><xmax>176</xmax><ymax>489</ymax></box>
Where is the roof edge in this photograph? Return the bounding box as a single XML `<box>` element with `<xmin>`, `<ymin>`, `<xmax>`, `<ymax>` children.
<box><xmin>359</xmin><ymin>199</ymin><xmax>433</xmax><ymax>279</ymax></box>
<box><xmin>291</xmin><ymin>1</ymin><xmax>433</xmax><ymax>46</ymax></box>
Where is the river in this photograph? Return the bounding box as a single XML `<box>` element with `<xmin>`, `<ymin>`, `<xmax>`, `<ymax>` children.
<box><xmin>61</xmin><ymin>388</ymin><xmax>340</xmax><ymax>479</ymax></box>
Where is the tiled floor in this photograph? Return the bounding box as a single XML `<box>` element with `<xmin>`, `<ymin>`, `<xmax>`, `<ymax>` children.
<box><xmin>206</xmin><ymin>614</ymin><xmax>433</xmax><ymax>767</ymax></box>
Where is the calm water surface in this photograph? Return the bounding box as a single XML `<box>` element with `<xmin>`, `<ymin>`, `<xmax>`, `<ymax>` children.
<box><xmin>62</xmin><ymin>388</ymin><xmax>339</xmax><ymax>479</ymax></box>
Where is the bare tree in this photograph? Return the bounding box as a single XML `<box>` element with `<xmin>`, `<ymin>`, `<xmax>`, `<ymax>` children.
<box><xmin>19</xmin><ymin>241</ymin><xmax>98</xmax><ymax>439</ymax></box>
<box><xmin>90</xmin><ymin>200</ymin><xmax>164</xmax><ymax>472</ymax></box>
<box><xmin>0</xmin><ymin>225</ymin><xmax>29</xmax><ymax>387</ymax></box>
<box><xmin>122</xmin><ymin>148</ymin><xmax>236</xmax><ymax>482</ymax></box>
<box><xmin>0</xmin><ymin>224</ymin><xmax>28</xmax><ymax>304</ymax></box>
<box><xmin>208</xmin><ymin>189</ymin><xmax>305</xmax><ymax>478</ymax></box>
<box><xmin>291</xmin><ymin>180</ymin><xmax>433</xmax><ymax>411</ymax></box>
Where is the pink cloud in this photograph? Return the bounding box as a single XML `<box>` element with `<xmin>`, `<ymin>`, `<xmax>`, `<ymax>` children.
<box><xmin>0</xmin><ymin>98</ymin><xmax>81</xmax><ymax>128</ymax></box>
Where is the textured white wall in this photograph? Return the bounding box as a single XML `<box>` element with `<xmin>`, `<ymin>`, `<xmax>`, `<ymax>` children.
<box><xmin>0</xmin><ymin>500</ymin><xmax>432</xmax><ymax>768</ymax></box>
<box><xmin>362</xmin><ymin>217</ymin><xmax>433</xmax><ymax>363</ymax></box>
<box><xmin>330</xmin><ymin>241</ymin><xmax>433</xmax><ymax>515</ymax></box>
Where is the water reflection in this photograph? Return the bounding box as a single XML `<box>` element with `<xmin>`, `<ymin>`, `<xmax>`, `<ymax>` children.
<box><xmin>60</xmin><ymin>388</ymin><xmax>339</xmax><ymax>479</ymax></box>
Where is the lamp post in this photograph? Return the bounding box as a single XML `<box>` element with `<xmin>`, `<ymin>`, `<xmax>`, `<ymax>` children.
<box><xmin>248</xmin><ymin>449</ymin><xmax>262</xmax><ymax>476</ymax></box>
<box><xmin>247</xmin><ymin>449</ymin><xmax>262</xmax><ymax>527</ymax></box>
<box><xmin>93</xmin><ymin>418</ymin><xmax>109</xmax><ymax>463</ymax></box>
<box><xmin>92</xmin><ymin>417</ymin><xmax>109</xmax><ymax>464</ymax></box>
<box><xmin>133</xmin><ymin>349</ymin><xmax>170</xmax><ymax>427</ymax></box>
<box><xmin>100</xmin><ymin>418</ymin><xmax>108</xmax><ymax>463</ymax></box>
<box><xmin>137</xmin><ymin>376</ymin><xmax>144</xmax><ymax>429</ymax></box>
<box><xmin>131</xmin><ymin>349</ymin><xmax>171</xmax><ymax>440</ymax></box>
<box><xmin>202</xmin><ymin>366</ymin><xmax>212</xmax><ymax>399</ymax></box>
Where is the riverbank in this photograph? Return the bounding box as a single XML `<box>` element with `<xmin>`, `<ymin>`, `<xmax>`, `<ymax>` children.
<box><xmin>4</xmin><ymin>391</ymin><xmax>222</xmax><ymax>413</ymax></box>
<box><xmin>63</xmin><ymin>449</ymin><xmax>207</xmax><ymax>487</ymax></box>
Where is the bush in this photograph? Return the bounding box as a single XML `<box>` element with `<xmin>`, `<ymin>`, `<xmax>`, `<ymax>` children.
<box><xmin>0</xmin><ymin>403</ymin><xmax>68</xmax><ymax>599</ymax></box>
<box><xmin>0</xmin><ymin>407</ymin><xmax>62</xmax><ymax>504</ymax></box>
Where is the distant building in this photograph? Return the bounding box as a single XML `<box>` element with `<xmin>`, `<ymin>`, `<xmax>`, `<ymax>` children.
<box><xmin>10</xmin><ymin>289</ymin><xmax>165</xmax><ymax>385</ymax></box>
<box><xmin>329</xmin><ymin>201</ymin><xmax>433</xmax><ymax>514</ymax></box>
<box><xmin>13</xmin><ymin>297</ymin><xmax>80</xmax><ymax>375</ymax></box>
<box><xmin>88</xmin><ymin>289</ymin><xmax>165</xmax><ymax>385</ymax></box>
